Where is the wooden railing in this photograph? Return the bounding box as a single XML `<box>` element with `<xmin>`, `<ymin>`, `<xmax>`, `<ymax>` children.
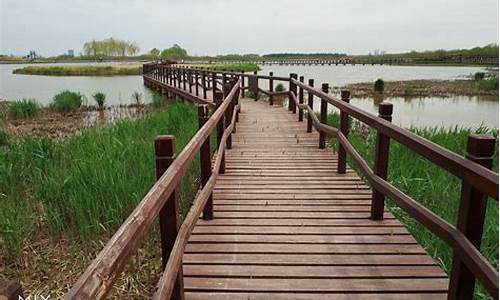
<box><xmin>66</xmin><ymin>64</ymin><xmax>499</xmax><ymax>300</ymax></box>
<box><xmin>285</xmin><ymin>73</ymin><xmax>499</xmax><ymax>300</ymax></box>
<box><xmin>65</xmin><ymin>64</ymin><xmax>241</xmax><ymax>299</ymax></box>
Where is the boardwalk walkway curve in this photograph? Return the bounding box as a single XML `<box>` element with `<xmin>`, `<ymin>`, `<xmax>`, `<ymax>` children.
<box><xmin>62</xmin><ymin>63</ymin><xmax>499</xmax><ymax>300</ymax></box>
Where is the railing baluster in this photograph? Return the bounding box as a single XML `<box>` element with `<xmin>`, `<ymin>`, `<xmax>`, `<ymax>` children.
<box><xmin>202</xmin><ymin>71</ymin><xmax>207</xmax><ymax>99</ymax></box>
<box><xmin>319</xmin><ymin>83</ymin><xmax>328</xmax><ymax>149</ymax></box>
<box><xmin>214</xmin><ymin>91</ymin><xmax>225</xmax><ymax>174</ymax></box>
<box><xmin>307</xmin><ymin>79</ymin><xmax>314</xmax><ymax>133</ymax></box>
<box><xmin>337</xmin><ymin>90</ymin><xmax>351</xmax><ymax>174</ymax></box>
<box><xmin>291</xmin><ymin>74</ymin><xmax>298</xmax><ymax>114</ymax></box>
<box><xmin>269</xmin><ymin>71</ymin><xmax>274</xmax><ymax>106</ymax></box>
<box><xmin>195</xmin><ymin>70</ymin><xmax>199</xmax><ymax>97</ymax></box>
<box><xmin>288</xmin><ymin>73</ymin><xmax>294</xmax><ymax>111</ymax></box>
<box><xmin>448</xmin><ymin>134</ymin><xmax>496</xmax><ymax>300</ymax></box>
<box><xmin>223</xmin><ymin>83</ymin><xmax>233</xmax><ymax>150</ymax></box>
<box><xmin>154</xmin><ymin>135</ymin><xmax>184</xmax><ymax>300</ymax></box>
<box><xmin>298</xmin><ymin>76</ymin><xmax>304</xmax><ymax>121</ymax></box>
<box><xmin>371</xmin><ymin>102</ymin><xmax>393</xmax><ymax>220</ymax></box>
<box><xmin>198</xmin><ymin>105</ymin><xmax>213</xmax><ymax>220</ymax></box>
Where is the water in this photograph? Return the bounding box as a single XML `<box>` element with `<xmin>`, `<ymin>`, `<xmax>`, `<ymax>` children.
<box><xmin>257</xmin><ymin>64</ymin><xmax>485</xmax><ymax>86</ymax></box>
<box><xmin>0</xmin><ymin>63</ymin><xmax>497</xmax><ymax>128</ymax></box>
<box><xmin>0</xmin><ymin>62</ymin><xmax>153</xmax><ymax>106</ymax></box>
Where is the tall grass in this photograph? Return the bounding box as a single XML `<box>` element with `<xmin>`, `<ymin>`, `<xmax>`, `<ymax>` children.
<box><xmin>327</xmin><ymin>113</ymin><xmax>498</xmax><ymax>299</ymax></box>
<box><xmin>0</xmin><ymin>101</ymin><xmax>200</xmax><ymax>258</ymax></box>
<box><xmin>8</xmin><ymin>99</ymin><xmax>40</xmax><ymax>119</ymax></box>
<box><xmin>477</xmin><ymin>77</ymin><xmax>499</xmax><ymax>91</ymax></box>
<box><xmin>50</xmin><ymin>90</ymin><xmax>83</xmax><ymax>113</ymax></box>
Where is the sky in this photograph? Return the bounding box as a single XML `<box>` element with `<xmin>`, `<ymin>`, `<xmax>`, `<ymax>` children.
<box><xmin>0</xmin><ymin>0</ymin><xmax>498</xmax><ymax>57</ymax></box>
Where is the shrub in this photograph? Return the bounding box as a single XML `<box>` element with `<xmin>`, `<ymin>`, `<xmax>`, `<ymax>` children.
<box><xmin>132</xmin><ymin>91</ymin><xmax>142</xmax><ymax>105</ymax></box>
<box><xmin>477</xmin><ymin>77</ymin><xmax>499</xmax><ymax>91</ymax></box>
<box><xmin>275</xmin><ymin>83</ymin><xmax>285</xmax><ymax>92</ymax></box>
<box><xmin>0</xmin><ymin>130</ymin><xmax>8</xmax><ymax>146</ymax></box>
<box><xmin>404</xmin><ymin>87</ymin><xmax>414</xmax><ymax>96</ymax></box>
<box><xmin>374</xmin><ymin>78</ymin><xmax>384</xmax><ymax>92</ymax></box>
<box><xmin>92</xmin><ymin>92</ymin><xmax>106</xmax><ymax>109</ymax></box>
<box><xmin>51</xmin><ymin>90</ymin><xmax>83</xmax><ymax>113</ymax></box>
<box><xmin>474</xmin><ymin>72</ymin><xmax>486</xmax><ymax>81</ymax></box>
<box><xmin>8</xmin><ymin>99</ymin><xmax>40</xmax><ymax>119</ymax></box>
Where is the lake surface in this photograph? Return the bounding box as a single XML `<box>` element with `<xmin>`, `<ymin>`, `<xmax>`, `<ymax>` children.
<box><xmin>0</xmin><ymin>63</ymin><xmax>497</xmax><ymax>128</ymax></box>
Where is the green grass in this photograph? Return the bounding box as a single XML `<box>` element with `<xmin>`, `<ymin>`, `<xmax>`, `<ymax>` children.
<box><xmin>477</xmin><ymin>77</ymin><xmax>499</xmax><ymax>91</ymax></box>
<box><xmin>327</xmin><ymin>113</ymin><xmax>498</xmax><ymax>299</ymax></box>
<box><xmin>50</xmin><ymin>90</ymin><xmax>83</xmax><ymax>113</ymax></box>
<box><xmin>0</xmin><ymin>130</ymin><xmax>9</xmax><ymax>146</ymax></box>
<box><xmin>13</xmin><ymin>65</ymin><xmax>142</xmax><ymax>76</ymax></box>
<box><xmin>151</xmin><ymin>92</ymin><xmax>168</xmax><ymax>108</ymax></box>
<box><xmin>0</xmin><ymin>101</ymin><xmax>200</xmax><ymax>259</ymax></box>
<box><xmin>8</xmin><ymin>99</ymin><xmax>40</xmax><ymax>119</ymax></box>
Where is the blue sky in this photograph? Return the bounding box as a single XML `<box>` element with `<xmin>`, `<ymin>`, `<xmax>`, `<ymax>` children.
<box><xmin>1</xmin><ymin>0</ymin><xmax>498</xmax><ymax>56</ymax></box>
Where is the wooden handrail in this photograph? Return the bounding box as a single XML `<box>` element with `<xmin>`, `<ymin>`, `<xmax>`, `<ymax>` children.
<box><xmin>65</xmin><ymin>74</ymin><xmax>241</xmax><ymax>300</ymax></box>
<box><xmin>290</xmin><ymin>90</ymin><xmax>499</xmax><ymax>298</ymax></box>
<box><xmin>291</xmin><ymin>78</ymin><xmax>499</xmax><ymax>199</ymax></box>
<box><xmin>153</xmin><ymin>101</ymin><xmax>239</xmax><ymax>300</ymax></box>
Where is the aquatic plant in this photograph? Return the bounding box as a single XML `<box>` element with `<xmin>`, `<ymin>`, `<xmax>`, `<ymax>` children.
<box><xmin>132</xmin><ymin>91</ymin><xmax>142</xmax><ymax>105</ymax></box>
<box><xmin>275</xmin><ymin>83</ymin><xmax>286</xmax><ymax>92</ymax></box>
<box><xmin>477</xmin><ymin>77</ymin><xmax>499</xmax><ymax>91</ymax></box>
<box><xmin>474</xmin><ymin>72</ymin><xmax>486</xmax><ymax>81</ymax></box>
<box><xmin>8</xmin><ymin>99</ymin><xmax>40</xmax><ymax>119</ymax></box>
<box><xmin>92</xmin><ymin>92</ymin><xmax>106</xmax><ymax>109</ymax></box>
<box><xmin>51</xmin><ymin>90</ymin><xmax>83</xmax><ymax>113</ymax></box>
<box><xmin>374</xmin><ymin>78</ymin><xmax>385</xmax><ymax>92</ymax></box>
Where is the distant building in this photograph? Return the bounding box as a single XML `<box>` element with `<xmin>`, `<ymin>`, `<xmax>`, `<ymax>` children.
<box><xmin>68</xmin><ymin>49</ymin><xmax>74</xmax><ymax>57</ymax></box>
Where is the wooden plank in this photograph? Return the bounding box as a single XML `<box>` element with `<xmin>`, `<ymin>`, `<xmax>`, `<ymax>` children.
<box><xmin>188</xmin><ymin>234</ymin><xmax>416</xmax><ymax>244</ymax></box>
<box><xmin>185</xmin><ymin>292</ymin><xmax>447</xmax><ymax>300</ymax></box>
<box><xmin>195</xmin><ymin>218</ymin><xmax>403</xmax><ymax>227</ymax></box>
<box><xmin>211</xmin><ymin>211</ymin><xmax>394</xmax><ymax>219</ymax></box>
<box><xmin>185</xmin><ymin>243</ymin><xmax>424</xmax><ymax>254</ymax></box>
<box><xmin>183</xmin><ymin>265</ymin><xmax>446</xmax><ymax>278</ymax></box>
<box><xmin>183</xmin><ymin>253</ymin><xmax>439</xmax><ymax>265</ymax></box>
<box><xmin>192</xmin><ymin>226</ymin><xmax>409</xmax><ymax>235</ymax></box>
<box><xmin>183</xmin><ymin>277</ymin><xmax>449</xmax><ymax>292</ymax></box>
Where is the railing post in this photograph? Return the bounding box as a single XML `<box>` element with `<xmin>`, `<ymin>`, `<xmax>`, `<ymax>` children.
<box><xmin>182</xmin><ymin>69</ymin><xmax>186</xmax><ymax>91</ymax></box>
<box><xmin>371</xmin><ymin>102</ymin><xmax>393</xmax><ymax>220</ymax></box>
<box><xmin>291</xmin><ymin>74</ymin><xmax>298</xmax><ymax>114</ymax></box>
<box><xmin>269</xmin><ymin>72</ymin><xmax>274</xmax><ymax>106</ymax></box>
<box><xmin>214</xmin><ymin>91</ymin><xmax>226</xmax><ymax>174</ymax></box>
<box><xmin>154</xmin><ymin>135</ymin><xmax>184</xmax><ymax>300</ymax></box>
<box><xmin>188</xmin><ymin>70</ymin><xmax>193</xmax><ymax>94</ymax></box>
<box><xmin>319</xmin><ymin>83</ymin><xmax>328</xmax><ymax>149</ymax></box>
<box><xmin>198</xmin><ymin>105</ymin><xmax>213</xmax><ymax>220</ymax></box>
<box><xmin>337</xmin><ymin>90</ymin><xmax>351</xmax><ymax>174</ymax></box>
<box><xmin>298</xmin><ymin>76</ymin><xmax>304</xmax><ymax>121</ymax></box>
<box><xmin>212</xmin><ymin>72</ymin><xmax>217</xmax><ymax>98</ymax></box>
<box><xmin>195</xmin><ymin>70</ymin><xmax>199</xmax><ymax>97</ymax></box>
<box><xmin>307</xmin><ymin>79</ymin><xmax>314</xmax><ymax>133</ymax></box>
<box><xmin>288</xmin><ymin>73</ymin><xmax>294</xmax><ymax>111</ymax></box>
<box><xmin>202</xmin><ymin>71</ymin><xmax>207</xmax><ymax>99</ymax></box>
<box><xmin>223</xmin><ymin>83</ymin><xmax>233</xmax><ymax>150</ymax></box>
<box><xmin>448</xmin><ymin>134</ymin><xmax>495</xmax><ymax>300</ymax></box>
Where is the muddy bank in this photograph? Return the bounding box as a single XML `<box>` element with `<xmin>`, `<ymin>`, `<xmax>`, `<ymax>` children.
<box><xmin>0</xmin><ymin>101</ymin><xmax>159</xmax><ymax>139</ymax></box>
<box><xmin>344</xmin><ymin>79</ymin><xmax>499</xmax><ymax>98</ymax></box>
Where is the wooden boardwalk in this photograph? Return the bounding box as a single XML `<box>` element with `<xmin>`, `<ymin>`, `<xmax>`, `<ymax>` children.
<box><xmin>183</xmin><ymin>98</ymin><xmax>449</xmax><ymax>299</ymax></box>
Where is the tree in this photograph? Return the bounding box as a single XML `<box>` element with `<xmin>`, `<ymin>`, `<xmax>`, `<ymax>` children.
<box><xmin>160</xmin><ymin>44</ymin><xmax>188</xmax><ymax>60</ymax></box>
<box><xmin>82</xmin><ymin>38</ymin><xmax>140</xmax><ymax>57</ymax></box>
<box><xmin>149</xmin><ymin>48</ymin><xmax>160</xmax><ymax>58</ymax></box>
